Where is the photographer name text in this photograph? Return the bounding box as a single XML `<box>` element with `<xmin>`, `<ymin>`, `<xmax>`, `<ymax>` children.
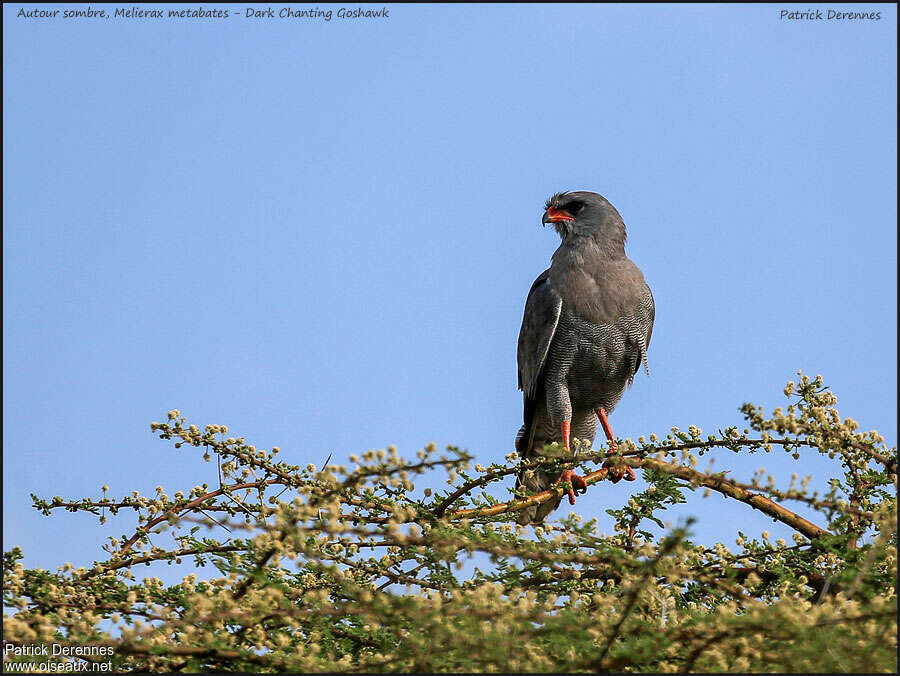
<box><xmin>780</xmin><ymin>8</ymin><xmax>882</xmax><ymax>21</ymax></box>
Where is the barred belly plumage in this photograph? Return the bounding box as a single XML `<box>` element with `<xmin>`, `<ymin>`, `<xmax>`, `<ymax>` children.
<box><xmin>544</xmin><ymin>309</ymin><xmax>646</xmax><ymax>423</ymax></box>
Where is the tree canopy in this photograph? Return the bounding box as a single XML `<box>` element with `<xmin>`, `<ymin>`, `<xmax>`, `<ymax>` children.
<box><xmin>3</xmin><ymin>372</ymin><xmax>896</xmax><ymax>672</ymax></box>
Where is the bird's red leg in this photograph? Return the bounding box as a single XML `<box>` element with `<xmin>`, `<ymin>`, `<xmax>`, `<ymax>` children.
<box><xmin>597</xmin><ymin>407</ymin><xmax>635</xmax><ymax>482</ymax></box>
<box><xmin>553</xmin><ymin>421</ymin><xmax>587</xmax><ymax>505</ymax></box>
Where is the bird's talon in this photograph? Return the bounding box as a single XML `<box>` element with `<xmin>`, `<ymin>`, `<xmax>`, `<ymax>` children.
<box><xmin>554</xmin><ymin>469</ymin><xmax>588</xmax><ymax>505</ymax></box>
<box><xmin>603</xmin><ymin>457</ymin><xmax>634</xmax><ymax>483</ymax></box>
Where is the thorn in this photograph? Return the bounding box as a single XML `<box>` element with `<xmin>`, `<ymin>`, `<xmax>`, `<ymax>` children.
<box><xmin>198</xmin><ymin>508</ymin><xmax>232</xmax><ymax>533</ymax></box>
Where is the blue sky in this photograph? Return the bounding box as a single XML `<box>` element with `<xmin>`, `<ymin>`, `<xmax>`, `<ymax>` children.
<box><xmin>4</xmin><ymin>3</ymin><xmax>897</xmax><ymax>574</ymax></box>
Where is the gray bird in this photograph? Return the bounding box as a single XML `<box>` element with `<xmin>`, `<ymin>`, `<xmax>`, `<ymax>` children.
<box><xmin>515</xmin><ymin>191</ymin><xmax>655</xmax><ymax>524</ymax></box>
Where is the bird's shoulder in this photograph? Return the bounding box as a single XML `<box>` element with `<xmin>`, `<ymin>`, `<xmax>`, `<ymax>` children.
<box><xmin>524</xmin><ymin>268</ymin><xmax>553</xmax><ymax>298</ymax></box>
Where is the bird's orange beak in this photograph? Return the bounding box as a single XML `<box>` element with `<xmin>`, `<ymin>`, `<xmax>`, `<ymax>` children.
<box><xmin>545</xmin><ymin>206</ymin><xmax>574</xmax><ymax>223</ymax></box>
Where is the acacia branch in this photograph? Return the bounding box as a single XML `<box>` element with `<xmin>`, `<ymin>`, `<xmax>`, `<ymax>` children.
<box><xmin>446</xmin><ymin>455</ymin><xmax>831</xmax><ymax>540</ymax></box>
<box><xmin>83</xmin><ymin>544</ymin><xmax>243</xmax><ymax>578</ymax></box>
<box><xmin>231</xmin><ymin>456</ymin><xmax>467</xmax><ymax>601</ymax></box>
<box><xmin>637</xmin><ymin>457</ymin><xmax>830</xmax><ymax>539</ymax></box>
<box><xmin>118</xmin><ymin>479</ymin><xmax>282</xmax><ymax>555</ymax></box>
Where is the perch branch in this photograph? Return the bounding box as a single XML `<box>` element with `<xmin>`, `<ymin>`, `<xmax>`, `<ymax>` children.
<box><xmin>447</xmin><ymin>455</ymin><xmax>831</xmax><ymax>540</ymax></box>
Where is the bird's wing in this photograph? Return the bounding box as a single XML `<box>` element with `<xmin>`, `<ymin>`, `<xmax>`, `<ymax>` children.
<box><xmin>517</xmin><ymin>269</ymin><xmax>563</xmax><ymax>398</ymax></box>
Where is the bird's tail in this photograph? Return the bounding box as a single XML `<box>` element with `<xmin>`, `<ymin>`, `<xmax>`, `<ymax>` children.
<box><xmin>514</xmin><ymin>422</ymin><xmax>562</xmax><ymax>526</ymax></box>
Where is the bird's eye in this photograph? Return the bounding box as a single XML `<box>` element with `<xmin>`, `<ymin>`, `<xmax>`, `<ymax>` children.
<box><xmin>566</xmin><ymin>201</ymin><xmax>584</xmax><ymax>215</ymax></box>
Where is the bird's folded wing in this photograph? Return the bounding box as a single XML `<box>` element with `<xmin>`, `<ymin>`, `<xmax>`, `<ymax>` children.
<box><xmin>517</xmin><ymin>269</ymin><xmax>563</xmax><ymax>398</ymax></box>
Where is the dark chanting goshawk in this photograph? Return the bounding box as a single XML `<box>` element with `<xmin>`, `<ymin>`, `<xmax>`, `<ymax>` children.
<box><xmin>515</xmin><ymin>191</ymin><xmax>655</xmax><ymax>524</ymax></box>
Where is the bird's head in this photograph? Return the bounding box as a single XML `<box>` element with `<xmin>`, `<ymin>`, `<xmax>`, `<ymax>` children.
<box><xmin>542</xmin><ymin>190</ymin><xmax>627</xmax><ymax>252</ymax></box>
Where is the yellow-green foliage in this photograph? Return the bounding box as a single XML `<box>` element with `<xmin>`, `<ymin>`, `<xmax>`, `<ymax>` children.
<box><xmin>3</xmin><ymin>373</ymin><xmax>897</xmax><ymax>672</ymax></box>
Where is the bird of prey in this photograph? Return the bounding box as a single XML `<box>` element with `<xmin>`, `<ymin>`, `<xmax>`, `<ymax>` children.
<box><xmin>514</xmin><ymin>190</ymin><xmax>655</xmax><ymax>524</ymax></box>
